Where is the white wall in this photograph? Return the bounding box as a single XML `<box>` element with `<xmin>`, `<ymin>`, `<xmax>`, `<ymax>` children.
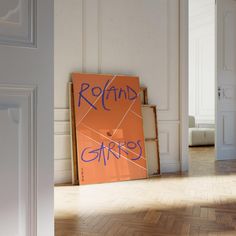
<box><xmin>54</xmin><ymin>0</ymin><xmax>180</xmax><ymax>184</ymax></box>
<box><xmin>189</xmin><ymin>0</ymin><xmax>215</xmax><ymax>125</ymax></box>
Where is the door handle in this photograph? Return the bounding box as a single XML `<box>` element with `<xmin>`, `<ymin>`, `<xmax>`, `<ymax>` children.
<box><xmin>218</xmin><ymin>87</ymin><xmax>221</xmax><ymax>99</ymax></box>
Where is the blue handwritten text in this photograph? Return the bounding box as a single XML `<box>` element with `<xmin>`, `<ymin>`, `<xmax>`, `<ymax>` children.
<box><xmin>81</xmin><ymin>140</ymin><xmax>142</xmax><ymax>166</ymax></box>
<box><xmin>78</xmin><ymin>79</ymin><xmax>138</xmax><ymax>111</ymax></box>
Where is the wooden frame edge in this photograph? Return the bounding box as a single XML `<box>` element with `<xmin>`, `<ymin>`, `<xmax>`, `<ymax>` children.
<box><xmin>69</xmin><ymin>82</ymin><xmax>79</xmax><ymax>185</ymax></box>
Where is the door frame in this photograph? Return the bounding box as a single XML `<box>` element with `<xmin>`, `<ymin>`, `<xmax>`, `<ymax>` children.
<box><xmin>180</xmin><ymin>0</ymin><xmax>217</xmax><ymax>171</ymax></box>
<box><xmin>180</xmin><ymin>0</ymin><xmax>189</xmax><ymax>172</ymax></box>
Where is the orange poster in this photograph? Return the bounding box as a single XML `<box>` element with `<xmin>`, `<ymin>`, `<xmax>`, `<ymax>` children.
<box><xmin>72</xmin><ymin>73</ymin><xmax>147</xmax><ymax>184</ymax></box>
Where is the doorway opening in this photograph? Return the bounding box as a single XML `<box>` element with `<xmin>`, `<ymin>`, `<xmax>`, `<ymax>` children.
<box><xmin>188</xmin><ymin>0</ymin><xmax>216</xmax><ymax>175</ymax></box>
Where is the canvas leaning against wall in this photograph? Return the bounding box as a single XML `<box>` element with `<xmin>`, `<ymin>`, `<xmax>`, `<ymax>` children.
<box><xmin>72</xmin><ymin>73</ymin><xmax>147</xmax><ymax>185</ymax></box>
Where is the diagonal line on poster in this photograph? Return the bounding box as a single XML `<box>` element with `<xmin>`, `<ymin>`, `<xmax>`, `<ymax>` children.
<box><xmin>77</xmin><ymin>75</ymin><xmax>117</xmax><ymax>125</ymax></box>
<box><xmin>81</xmin><ymin>122</ymin><xmax>145</xmax><ymax>160</ymax></box>
<box><xmin>80</xmin><ymin>132</ymin><xmax>147</xmax><ymax>171</ymax></box>
<box><xmin>130</xmin><ymin>109</ymin><xmax>143</xmax><ymax>119</ymax></box>
<box><xmin>111</xmin><ymin>91</ymin><xmax>142</xmax><ymax>138</ymax></box>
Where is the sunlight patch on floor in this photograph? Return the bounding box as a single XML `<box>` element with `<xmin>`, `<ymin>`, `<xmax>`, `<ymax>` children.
<box><xmin>55</xmin><ymin>174</ymin><xmax>236</xmax><ymax>218</ymax></box>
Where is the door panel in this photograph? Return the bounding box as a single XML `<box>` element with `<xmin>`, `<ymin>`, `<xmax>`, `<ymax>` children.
<box><xmin>0</xmin><ymin>87</ymin><xmax>36</xmax><ymax>236</ymax></box>
<box><xmin>222</xmin><ymin>113</ymin><xmax>236</xmax><ymax>145</ymax></box>
<box><xmin>0</xmin><ymin>0</ymin><xmax>35</xmax><ymax>46</ymax></box>
<box><xmin>216</xmin><ymin>0</ymin><xmax>236</xmax><ymax>159</ymax></box>
<box><xmin>0</xmin><ymin>0</ymin><xmax>54</xmax><ymax>235</ymax></box>
<box><xmin>0</xmin><ymin>108</ymin><xmax>19</xmax><ymax>236</ymax></box>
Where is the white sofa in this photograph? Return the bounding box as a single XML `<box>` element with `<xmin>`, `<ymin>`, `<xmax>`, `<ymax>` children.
<box><xmin>189</xmin><ymin>116</ymin><xmax>215</xmax><ymax>146</ymax></box>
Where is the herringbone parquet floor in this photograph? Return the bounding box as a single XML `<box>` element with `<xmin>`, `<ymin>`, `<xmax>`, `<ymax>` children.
<box><xmin>55</xmin><ymin>147</ymin><xmax>236</xmax><ymax>236</ymax></box>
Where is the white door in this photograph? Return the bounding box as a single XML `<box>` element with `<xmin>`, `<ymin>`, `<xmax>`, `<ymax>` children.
<box><xmin>216</xmin><ymin>0</ymin><xmax>236</xmax><ymax>160</ymax></box>
<box><xmin>0</xmin><ymin>1</ymin><xmax>54</xmax><ymax>236</ymax></box>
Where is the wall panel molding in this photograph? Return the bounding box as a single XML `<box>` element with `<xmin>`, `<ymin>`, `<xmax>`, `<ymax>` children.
<box><xmin>54</xmin><ymin>108</ymin><xmax>70</xmax><ymax>121</ymax></box>
<box><xmin>158</xmin><ymin>122</ymin><xmax>180</xmax><ymax>173</ymax></box>
<box><xmin>82</xmin><ymin>0</ymin><xmax>100</xmax><ymax>73</ymax></box>
<box><xmin>54</xmin><ymin>108</ymin><xmax>72</xmax><ymax>184</ymax></box>
<box><xmin>54</xmin><ymin>0</ymin><xmax>83</xmax><ymax>108</ymax></box>
<box><xmin>161</xmin><ymin>162</ymin><xmax>180</xmax><ymax>173</ymax></box>
<box><xmin>159</xmin><ymin>131</ymin><xmax>170</xmax><ymax>154</ymax></box>
<box><xmin>54</xmin><ymin>121</ymin><xmax>70</xmax><ymax>135</ymax></box>
<box><xmin>0</xmin><ymin>84</ymin><xmax>37</xmax><ymax>236</ymax></box>
<box><xmin>82</xmin><ymin>0</ymin><xmax>179</xmax><ymax>120</ymax></box>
